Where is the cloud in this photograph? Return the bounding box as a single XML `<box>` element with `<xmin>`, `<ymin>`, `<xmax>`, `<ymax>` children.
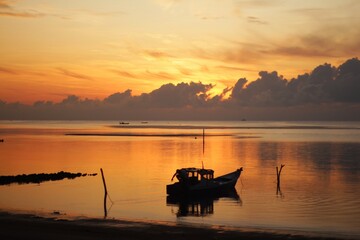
<box><xmin>0</xmin><ymin>1</ymin><xmax>46</xmax><ymax>18</ymax></box>
<box><xmin>177</xmin><ymin>67</ymin><xmax>193</xmax><ymax>76</ymax></box>
<box><xmin>267</xmin><ymin>33</ymin><xmax>360</xmax><ymax>58</ymax></box>
<box><xmin>1</xmin><ymin>58</ymin><xmax>360</xmax><ymax>120</ymax></box>
<box><xmin>247</xmin><ymin>16</ymin><xmax>267</xmax><ymax>25</ymax></box>
<box><xmin>0</xmin><ymin>10</ymin><xmax>45</xmax><ymax>18</ymax></box>
<box><xmin>190</xmin><ymin>43</ymin><xmax>264</xmax><ymax>65</ymax></box>
<box><xmin>0</xmin><ymin>0</ymin><xmax>10</xmax><ymax>8</ymax></box>
<box><xmin>0</xmin><ymin>66</ymin><xmax>18</xmax><ymax>75</ymax></box>
<box><xmin>142</xmin><ymin>82</ymin><xmax>213</xmax><ymax>108</ymax></box>
<box><xmin>145</xmin><ymin>70</ymin><xmax>177</xmax><ymax>80</ymax></box>
<box><xmin>154</xmin><ymin>0</ymin><xmax>182</xmax><ymax>10</ymax></box>
<box><xmin>57</xmin><ymin>68</ymin><xmax>94</xmax><ymax>81</ymax></box>
<box><xmin>216</xmin><ymin>65</ymin><xmax>258</xmax><ymax>73</ymax></box>
<box><xmin>194</xmin><ymin>14</ymin><xmax>224</xmax><ymax>20</ymax></box>
<box><xmin>104</xmin><ymin>90</ymin><xmax>132</xmax><ymax>104</ymax></box>
<box><xmin>230</xmin><ymin>71</ymin><xmax>289</xmax><ymax>106</ymax></box>
<box><xmin>234</xmin><ymin>0</ymin><xmax>282</xmax><ymax>17</ymax></box>
<box><xmin>143</xmin><ymin>50</ymin><xmax>173</xmax><ymax>59</ymax></box>
<box><xmin>235</xmin><ymin>0</ymin><xmax>281</xmax><ymax>8</ymax></box>
<box><xmin>84</xmin><ymin>10</ymin><xmax>126</xmax><ymax>17</ymax></box>
<box><xmin>327</xmin><ymin>58</ymin><xmax>360</xmax><ymax>102</ymax></box>
<box><xmin>110</xmin><ymin>70</ymin><xmax>137</xmax><ymax>79</ymax></box>
<box><xmin>229</xmin><ymin>58</ymin><xmax>360</xmax><ymax>106</ymax></box>
<box><xmin>0</xmin><ymin>1</ymin><xmax>68</xmax><ymax>19</ymax></box>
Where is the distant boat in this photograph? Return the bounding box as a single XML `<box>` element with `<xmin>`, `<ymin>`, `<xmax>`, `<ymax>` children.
<box><xmin>119</xmin><ymin>122</ymin><xmax>129</xmax><ymax>125</ymax></box>
<box><xmin>141</xmin><ymin>121</ymin><xmax>148</xmax><ymax>124</ymax></box>
<box><xmin>166</xmin><ymin>167</ymin><xmax>243</xmax><ymax>196</ymax></box>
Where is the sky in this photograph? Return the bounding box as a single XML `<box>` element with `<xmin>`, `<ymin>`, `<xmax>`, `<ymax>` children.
<box><xmin>0</xmin><ymin>0</ymin><xmax>360</xmax><ymax>120</ymax></box>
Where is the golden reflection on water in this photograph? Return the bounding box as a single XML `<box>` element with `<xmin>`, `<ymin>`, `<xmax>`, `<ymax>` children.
<box><xmin>0</xmin><ymin>123</ymin><xmax>359</xmax><ymax>237</ymax></box>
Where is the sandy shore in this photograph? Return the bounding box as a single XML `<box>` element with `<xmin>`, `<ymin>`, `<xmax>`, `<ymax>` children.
<box><xmin>0</xmin><ymin>211</ymin><xmax>354</xmax><ymax>240</ymax></box>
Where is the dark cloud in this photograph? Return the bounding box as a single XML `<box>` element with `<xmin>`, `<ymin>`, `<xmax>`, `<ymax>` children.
<box><xmin>141</xmin><ymin>82</ymin><xmax>213</xmax><ymax>108</ymax></box>
<box><xmin>230</xmin><ymin>72</ymin><xmax>288</xmax><ymax>106</ymax></box>
<box><xmin>230</xmin><ymin>58</ymin><xmax>360</xmax><ymax>106</ymax></box>
<box><xmin>1</xmin><ymin>58</ymin><xmax>360</xmax><ymax>120</ymax></box>
<box><xmin>104</xmin><ymin>90</ymin><xmax>132</xmax><ymax>104</ymax></box>
<box><xmin>327</xmin><ymin>58</ymin><xmax>360</xmax><ymax>102</ymax></box>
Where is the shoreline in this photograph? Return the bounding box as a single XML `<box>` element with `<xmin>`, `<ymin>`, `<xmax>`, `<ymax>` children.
<box><xmin>0</xmin><ymin>210</ymin><xmax>356</xmax><ymax>240</ymax></box>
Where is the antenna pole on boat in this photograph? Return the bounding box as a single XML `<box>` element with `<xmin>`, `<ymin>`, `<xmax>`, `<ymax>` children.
<box><xmin>202</xmin><ymin>128</ymin><xmax>205</xmax><ymax>169</ymax></box>
<box><xmin>202</xmin><ymin>128</ymin><xmax>205</xmax><ymax>154</ymax></box>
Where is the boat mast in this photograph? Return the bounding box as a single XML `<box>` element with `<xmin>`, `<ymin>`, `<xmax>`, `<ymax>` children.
<box><xmin>202</xmin><ymin>128</ymin><xmax>205</xmax><ymax>169</ymax></box>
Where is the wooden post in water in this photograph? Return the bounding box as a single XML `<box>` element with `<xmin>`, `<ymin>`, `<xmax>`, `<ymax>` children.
<box><xmin>276</xmin><ymin>164</ymin><xmax>285</xmax><ymax>196</ymax></box>
<box><xmin>276</xmin><ymin>164</ymin><xmax>285</xmax><ymax>187</ymax></box>
<box><xmin>100</xmin><ymin>168</ymin><xmax>108</xmax><ymax>218</ymax></box>
<box><xmin>100</xmin><ymin>168</ymin><xmax>108</xmax><ymax>195</ymax></box>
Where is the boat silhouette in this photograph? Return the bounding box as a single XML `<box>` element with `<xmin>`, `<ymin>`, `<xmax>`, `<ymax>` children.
<box><xmin>166</xmin><ymin>167</ymin><xmax>243</xmax><ymax>196</ymax></box>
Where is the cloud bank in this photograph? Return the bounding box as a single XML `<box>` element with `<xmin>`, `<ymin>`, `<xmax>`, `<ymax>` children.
<box><xmin>1</xmin><ymin>58</ymin><xmax>359</xmax><ymax>120</ymax></box>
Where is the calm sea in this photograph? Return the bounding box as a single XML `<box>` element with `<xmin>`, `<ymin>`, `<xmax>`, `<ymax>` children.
<box><xmin>0</xmin><ymin>121</ymin><xmax>359</xmax><ymax>238</ymax></box>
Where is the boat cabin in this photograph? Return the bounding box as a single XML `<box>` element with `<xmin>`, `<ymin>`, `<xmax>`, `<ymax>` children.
<box><xmin>171</xmin><ymin>168</ymin><xmax>214</xmax><ymax>184</ymax></box>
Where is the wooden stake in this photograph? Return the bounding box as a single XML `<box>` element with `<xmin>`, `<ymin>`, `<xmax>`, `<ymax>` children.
<box><xmin>100</xmin><ymin>168</ymin><xmax>108</xmax><ymax>218</ymax></box>
<box><xmin>100</xmin><ymin>168</ymin><xmax>108</xmax><ymax>195</ymax></box>
<box><xmin>276</xmin><ymin>164</ymin><xmax>285</xmax><ymax>186</ymax></box>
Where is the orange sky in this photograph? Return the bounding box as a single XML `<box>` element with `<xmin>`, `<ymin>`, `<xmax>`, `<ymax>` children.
<box><xmin>1</xmin><ymin>0</ymin><xmax>359</xmax><ymax>104</ymax></box>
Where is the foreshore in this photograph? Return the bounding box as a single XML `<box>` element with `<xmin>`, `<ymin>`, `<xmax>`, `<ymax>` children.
<box><xmin>0</xmin><ymin>210</ymin><xmax>354</xmax><ymax>240</ymax></box>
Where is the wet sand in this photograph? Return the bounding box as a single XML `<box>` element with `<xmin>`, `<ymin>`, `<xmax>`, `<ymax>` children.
<box><xmin>0</xmin><ymin>211</ymin><xmax>352</xmax><ymax>240</ymax></box>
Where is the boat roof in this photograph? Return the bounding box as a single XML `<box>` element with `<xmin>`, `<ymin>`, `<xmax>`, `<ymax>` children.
<box><xmin>177</xmin><ymin>168</ymin><xmax>214</xmax><ymax>174</ymax></box>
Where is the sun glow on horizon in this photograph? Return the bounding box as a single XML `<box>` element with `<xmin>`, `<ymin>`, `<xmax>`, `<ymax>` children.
<box><xmin>1</xmin><ymin>0</ymin><xmax>359</xmax><ymax>104</ymax></box>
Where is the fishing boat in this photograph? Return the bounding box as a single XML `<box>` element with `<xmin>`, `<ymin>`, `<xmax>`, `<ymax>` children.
<box><xmin>166</xmin><ymin>167</ymin><xmax>243</xmax><ymax>196</ymax></box>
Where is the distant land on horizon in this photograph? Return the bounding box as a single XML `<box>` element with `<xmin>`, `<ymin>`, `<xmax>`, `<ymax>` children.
<box><xmin>1</xmin><ymin>58</ymin><xmax>359</xmax><ymax>121</ymax></box>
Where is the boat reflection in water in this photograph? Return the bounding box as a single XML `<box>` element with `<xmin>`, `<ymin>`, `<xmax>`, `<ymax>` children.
<box><xmin>166</xmin><ymin>189</ymin><xmax>241</xmax><ymax>217</ymax></box>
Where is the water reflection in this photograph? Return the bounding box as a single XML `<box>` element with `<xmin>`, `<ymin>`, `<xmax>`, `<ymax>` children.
<box><xmin>1</xmin><ymin>121</ymin><xmax>360</xmax><ymax>237</ymax></box>
<box><xmin>166</xmin><ymin>189</ymin><xmax>241</xmax><ymax>217</ymax></box>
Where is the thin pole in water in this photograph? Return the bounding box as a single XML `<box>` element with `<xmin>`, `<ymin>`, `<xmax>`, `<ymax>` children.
<box><xmin>100</xmin><ymin>168</ymin><xmax>108</xmax><ymax>218</ymax></box>
<box><xmin>100</xmin><ymin>168</ymin><xmax>108</xmax><ymax>196</ymax></box>
<box><xmin>276</xmin><ymin>164</ymin><xmax>285</xmax><ymax>196</ymax></box>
